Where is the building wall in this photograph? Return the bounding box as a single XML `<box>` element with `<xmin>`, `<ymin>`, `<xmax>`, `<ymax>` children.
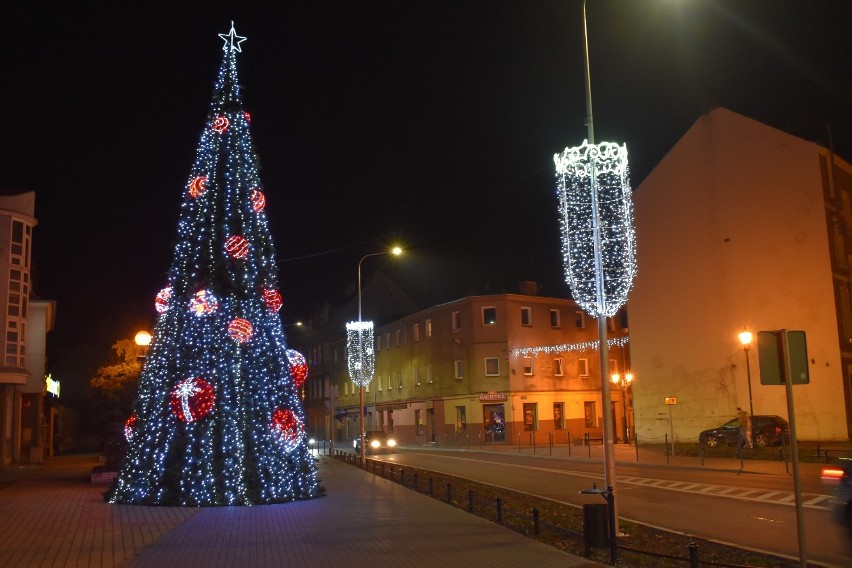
<box><xmin>322</xmin><ymin>291</ymin><xmax>630</xmax><ymax>447</ymax></box>
<box><xmin>630</xmin><ymin>108</ymin><xmax>849</xmax><ymax>442</ymax></box>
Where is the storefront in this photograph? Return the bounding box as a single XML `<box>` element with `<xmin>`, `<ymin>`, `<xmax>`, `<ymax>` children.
<box><xmin>479</xmin><ymin>392</ymin><xmax>507</xmax><ymax>442</ymax></box>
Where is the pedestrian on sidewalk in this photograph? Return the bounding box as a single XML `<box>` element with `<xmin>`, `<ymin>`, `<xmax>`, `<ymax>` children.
<box><xmin>737</xmin><ymin>407</ymin><xmax>753</xmax><ymax>448</ymax></box>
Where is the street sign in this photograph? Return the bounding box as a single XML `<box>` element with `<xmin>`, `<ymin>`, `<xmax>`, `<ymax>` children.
<box><xmin>664</xmin><ymin>397</ymin><xmax>677</xmax><ymax>405</ymax></box>
<box><xmin>757</xmin><ymin>330</ymin><xmax>810</xmax><ymax>385</ymax></box>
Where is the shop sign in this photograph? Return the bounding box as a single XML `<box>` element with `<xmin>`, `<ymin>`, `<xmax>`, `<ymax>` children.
<box><xmin>478</xmin><ymin>392</ymin><xmax>507</xmax><ymax>402</ymax></box>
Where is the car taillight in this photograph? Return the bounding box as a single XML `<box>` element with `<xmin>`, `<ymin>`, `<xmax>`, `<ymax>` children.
<box><xmin>774</xmin><ymin>426</ymin><xmax>781</xmax><ymax>435</ymax></box>
<box><xmin>821</xmin><ymin>467</ymin><xmax>845</xmax><ymax>481</ymax></box>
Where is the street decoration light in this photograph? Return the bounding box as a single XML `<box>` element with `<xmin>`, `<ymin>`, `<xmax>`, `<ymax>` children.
<box><xmin>134</xmin><ymin>330</ymin><xmax>152</xmax><ymax>362</ymax></box>
<box><xmin>610</xmin><ymin>373</ymin><xmax>634</xmax><ymax>444</ymax></box>
<box><xmin>348</xmin><ymin>246</ymin><xmax>403</xmax><ymax>463</ymax></box>
<box><xmin>738</xmin><ymin>330</ymin><xmax>755</xmax><ymax>418</ymax></box>
<box><xmin>553</xmin><ymin>0</ymin><xmax>637</xmax><ymax>537</ymax></box>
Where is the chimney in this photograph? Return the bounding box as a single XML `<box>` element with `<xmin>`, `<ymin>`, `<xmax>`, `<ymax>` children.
<box><xmin>519</xmin><ymin>281</ymin><xmax>538</xmax><ymax>296</ymax></box>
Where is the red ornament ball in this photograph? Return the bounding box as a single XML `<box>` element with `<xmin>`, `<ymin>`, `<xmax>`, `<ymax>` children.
<box><xmin>270</xmin><ymin>408</ymin><xmax>304</xmax><ymax>453</ymax></box>
<box><xmin>155</xmin><ymin>287</ymin><xmax>171</xmax><ymax>314</ymax></box>
<box><xmin>286</xmin><ymin>349</ymin><xmax>308</xmax><ymax>388</ymax></box>
<box><xmin>189</xmin><ymin>175</ymin><xmax>207</xmax><ymax>198</ymax></box>
<box><xmin>189</xmin><ymin>289</ymin><xmax>219</xmax><ymax>316</ymax></box>
<box><xmin>212</xmin><ymin>115</ymin><xmax>229</xmax><ymax>133</ymax></box>
<box><xmin>170</xmin><ymin>377</ymin><xmax>215</xmax><ymax>423</ymax></box>
<box><xmin>243</xmin><ymin>111</ymin><xmax>251</xmax><ymax>123</ymax></box>
<box><xmin>228</xmin><ymin>318</ymin><xmax>253</xmax><ymax>343</ymax></box>
<box><xmin>262</xmin><ymin>288</ymin><xmax>283</xmax><ymax>313</ymax></box>
<box><xmin>225</xmin><ymin>235</ymin><xmax>249</xmax><ymax>259</ymax></box>
<box><xmin>124</xmin><ymin>414</ymin><xmax>137</xmax><ymax>443</ymax></box>
<box><xmin>251</xmin><ymin>189</ymin><xmax>266</xmax><ymax>212</ymax></box>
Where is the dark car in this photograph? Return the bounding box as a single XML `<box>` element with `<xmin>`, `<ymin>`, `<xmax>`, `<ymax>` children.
<box><xmin>353</xmin><ymin>431</ymin><xmax>397</xmax><ymax>454</ymax></box>
<box><xmin>821</xmin><ymin>460</ymin><xmax>852</xmax><ymax>532</ymax></box>
<box><xmin>698</xmin><ymin>415</ymin><xmax>789</xmax><ymax>448</ymax></box>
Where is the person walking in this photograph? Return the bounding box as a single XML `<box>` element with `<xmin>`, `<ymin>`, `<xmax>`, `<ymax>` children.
<box><xmin>737</xmin><ymin>407</ymin><xmax>753</xmax><ymax>448</ymax></box>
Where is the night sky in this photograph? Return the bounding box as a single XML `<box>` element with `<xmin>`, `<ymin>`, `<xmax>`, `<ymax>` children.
<box><xmin>2</xmin><ymin>1</ymin><xmax>851</xmax><ymax>409</ymax></box>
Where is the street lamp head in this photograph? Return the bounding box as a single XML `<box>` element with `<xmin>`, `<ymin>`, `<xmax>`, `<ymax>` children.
<box><xmin>738</xmin><ymin>330</ymin><xmax>753</xmax><ymax>348</ymax></box>
<box><xmin>134</xmin><ymin>331</ymin><xmax>152</xmax><ymax>347</ymax></box>
<box><xmin>610</xmin><ymin>373</ymin><xmax>620</xmax><ymax>384</ymax></box>
<box><xmin>625</xmin><ymin>373</ymin><xmax>633</xmax><ymax>384</ymax></box>
<box><xmin>391</xmin><ymin>246</ymin><xmax>402</xmax><ymax>256</ymax></box>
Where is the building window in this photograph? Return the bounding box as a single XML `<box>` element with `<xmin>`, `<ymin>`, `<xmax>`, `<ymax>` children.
<box><xmin>584</xmin><ymin>401</ymin><xmax>596</xmax><ymax>428</ymax></box>
<box><xmin>427</xmin><ymin>364</ymin><xmax>433</xmax><ymax>384</ymax></box>
<box><xmin>523</xmin><ymin>403</ymin><xmax>537</xmax><ymax>431</ymax></box>
<box><xmin>523</xmin><ymin>357</ymin><xmax>534</xmax><ymax>376</ymax></box>
<box><xmin>485</xmin><ymin>357</ymin><xmax>499</xmax><ymax>376</ymax></box>
<box><xmin>452</xmin><ymin>311</ymin><xmax>461</xmax><ymax>331</ymax></box>
<box><xmin>609</xmin><ymin>358</ymin><xmax>618</xmax><ymax>375</ymax></box>
<box><xmin>385</xmin><ymin>332</ymin><xmax>391</xmax><ymax>350</ymax></box>
<box><xmin>607</xmin><ymin>317</ymin><xmax>616</xmax><ymax>332</ymax></box>
<box><xmin>521</xmin><ymin>306</ymin><xmax>532</xmax><ymax>326</ymax></box>
<box><xmin>425</xmin><ymin>319</ymin><xmax>432</xmax><ymax>338</ymax></box>
<box><xmin>575</xmin><ymin>311</ymin><xmax>585</xmax><ymax>329</ymax></box>
<box><xmin>554</xmin><ymin>358</ymin><xmax>564</xmax><ymax>376</ymax></box>
<box><xmin>397</xmin><ymin>371</ymin><xmax>403</xmax><ymax>389</ymax></box>
<box><xmin>579</xmin><ymin>358</ymin><xmax>590</xmax><ymax>377</ymax></box>
<box><xmin>376</xmin><ymin>338</ymin><xmax>381</xmax><ymax>352</ymax></box>
<box><xmin>377</xmin><ymin>375</ymin><xmax>382</xmax><ymax>391</ymax></box>
<box><xmin>413</xmin><ymin>323</ymin><xmax>420</xmax><ymax>342</ymax></box>
<box><xmin>456</xmin><ymin>406</ymin><xmax>467</xmax><ymax>433</ymax></box>
<box><xmin>415</xmin><ymin>367</ymin><xmax>421</xmax><ymax>386</ymax></box>
<box><xmin>454</xmin><ymin>360</ymin><xmax>464</xmax><ymax>380</ymax></box>
<box><xmin>550</xmin><ymin>309</ymin><xmax>561</xmax><ymax>328</ymax></box>
<box><xmin>554</xmin><ymin>403</ymin><xmax>565</xmax><ymax>430</ymax></box>
<box><xmin>388</xmin><ymin>374</ymin><xmax>393</xmax><ymax>390</ymax></box>
<box><xmin>482</xmin><ymin>306</ymin><xmax>497</xmax><ymax>326</ymax></box>
<box><xmin>395</xmin><ymin>329</ymin><xmax>402</xmax><ymax>347</ymax></box>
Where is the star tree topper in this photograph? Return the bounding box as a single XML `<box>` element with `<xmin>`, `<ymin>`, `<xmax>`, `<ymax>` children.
<box><xmin>219</xmin><ymin>21</ymin><xmax>247</xmax><ymax>52</ymax></box>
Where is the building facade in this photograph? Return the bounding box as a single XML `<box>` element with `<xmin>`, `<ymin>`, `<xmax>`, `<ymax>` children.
<box><xmin>299</xmin><ymin>285</ymin><xmax>630</xmax><ymax>448</ymax></box>
<box><xmin>0</xmin><ymin>191</ymin><xmax>55</xmax><ymax>465</ymax></box>
<box><xmin>629</xmin><ymin>107</ymin><xmax>852</xmax><ymax>442</ymax></box>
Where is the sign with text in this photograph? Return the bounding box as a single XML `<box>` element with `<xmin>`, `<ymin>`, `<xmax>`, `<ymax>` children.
<box><xmin>664</xmin><ymin>397</ymin><xmax>677</xmax><ymax>405</ymax></box>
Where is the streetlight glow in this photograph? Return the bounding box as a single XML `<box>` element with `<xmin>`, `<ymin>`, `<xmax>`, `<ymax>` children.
<box><xmin>738</xmin><ymin>330</ymin><xmax>753</xmax><ymax>347</ymax></box>
<box><xmin>134</xmin><ymin>331</ymin><xmax>152</xmax><ymax>347</ymax></box>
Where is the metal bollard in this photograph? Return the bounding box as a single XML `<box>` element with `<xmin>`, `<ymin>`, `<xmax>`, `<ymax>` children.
<box><xmin>446</xmin><ymin>483</ymin><xmax>452</xmax><ymax>504</ymax></box>
<box><xmin>413</xmin><ymin>472</ymin><xmax>418</xmax><ymax>492</ymax></box>
<box><xmin>428</xmin><ymin>476</ymin><xmax>433</xmax><ymax>497</ymax></box>
<box><xmin>687</xmin><ymin>540</ymin><xmax>699</xmax><ymax>568</ymax></box>
<box><xmin>532</xmin><ymin>508</ymin><xmax>540</xmax><ymax>536</ymax></box>
<box><xmin>468</xmin><ymin>489</ymin><xmax>474</xmax><ymax>512</ymax></box>
<box><xmin>400</xmin><ymin>468</ymin><xmax>405</xmax><ymax>486</ymax></box>
<box><xmin>495</xmin><ymin>497</ymin><xmax>503</xmax><ymax>523</ymax></box>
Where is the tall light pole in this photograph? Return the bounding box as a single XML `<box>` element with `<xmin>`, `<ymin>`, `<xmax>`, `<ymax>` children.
<box><xmin>738</xmin><ymin>330</ymin><xmax>755</xmax><ymax>418</ymax></box>
<box><xmin>354</xmin><ymin>246</ymin><xmax>402</xmax><ymax>463</ymax></box>
<box><xmin>134</xmin><ymin>330</ymin><xmax>152</xmax><ymax>363</ymax></box>
<box><xmin>610</xmin><ymin>373</ymin><xmax>634</xmax><ymax>444</ymax></box>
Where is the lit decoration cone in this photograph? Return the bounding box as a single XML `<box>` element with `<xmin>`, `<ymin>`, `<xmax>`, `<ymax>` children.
<box><xmin>346</xmin><ymin>321</ymin><xmax>375</xmax><ymax>387</ymax></box>
<box><xmin>109</xmin><ymin>22</ymin><xmax>318</xmax><ymax>506</ymax></box>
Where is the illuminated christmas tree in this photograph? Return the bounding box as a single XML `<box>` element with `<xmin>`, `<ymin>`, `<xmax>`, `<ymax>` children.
<box><xmin>109</xmin><ymin>23</ymin><xmax>318</xmax><ymax>506</ymax></box>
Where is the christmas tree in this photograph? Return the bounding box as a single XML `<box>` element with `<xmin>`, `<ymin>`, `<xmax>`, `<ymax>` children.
<box><xmin>109</xmin><ymin>23</ymin><xmax>319</xmax><ymax>506</ymax></box>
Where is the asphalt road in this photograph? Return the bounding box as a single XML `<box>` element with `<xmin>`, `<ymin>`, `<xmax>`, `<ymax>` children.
<box><xmin>366</xmin><ymin>448</ymin><xmax>852</xmax><ymax>567</ymax></box>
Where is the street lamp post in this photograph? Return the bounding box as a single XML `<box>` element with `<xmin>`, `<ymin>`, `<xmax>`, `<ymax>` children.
<box><xmin>355</xmin><ymin>246</ymin><xmax>402</xmax><ymax>463</ymax></box>
<box><xmin>610</xmin><ymin>373</ymin><xmax>634</xmax><ymax>444</ymax></box>
<box><xmin>134</xmin><ymin>330</ymin><xmax>152</xmax><ymax>363</ymax></box>
<box><xmin>738</xmin><ymin>330</ymin><xmax>755</xmax><ymax>418</ymax></box>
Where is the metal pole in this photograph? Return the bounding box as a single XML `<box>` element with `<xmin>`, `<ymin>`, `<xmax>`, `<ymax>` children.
<box><xmin>781</xmin><ymin>330</ymin><xmax>807</xmax><ymax>568</ymax></box>
<box><xmin>744</xmin><ymin>345</ymin><xmax>754</xmax><ymax>419</ymax></box>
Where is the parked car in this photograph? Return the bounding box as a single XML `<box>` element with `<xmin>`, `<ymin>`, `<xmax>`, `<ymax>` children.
<box><xmin>353</xmin><ymin>431</ymin><xmax>397</xmax><ymax>454</ymax></box>
<box><xmin>821</xmin><ymin>460</ymin><xmax>852</xmax><ymax>532</ymax></box>
<box><xmin>698</xmin><ymin>415</ymin><xmax>789</xmax><ymax>448</ymax></box>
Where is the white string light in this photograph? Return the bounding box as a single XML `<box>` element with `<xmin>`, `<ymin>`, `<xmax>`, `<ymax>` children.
<box><xmin>346</xmin><ymin>321</ymin><xmax>375</xmax><ymax>387</ymax></box>
<box><xmin>511</xmin><ymin>336</ymin><xmax>629</xmax><ymax>358</ymax></box>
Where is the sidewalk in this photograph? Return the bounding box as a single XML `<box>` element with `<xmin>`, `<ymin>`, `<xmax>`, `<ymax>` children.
<box><xmin>0</xmin><ymin>454</ymin><xmax>601</xmax><ymax>568</ymax></box>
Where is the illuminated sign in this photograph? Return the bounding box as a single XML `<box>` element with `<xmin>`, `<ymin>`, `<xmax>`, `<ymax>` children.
<box><xmin>45</xmin><ymin>374</ymin><xmax>60</xmax><ymax>398</ymax></box>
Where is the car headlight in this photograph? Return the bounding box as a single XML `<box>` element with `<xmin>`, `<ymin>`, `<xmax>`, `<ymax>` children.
<box><xmin>387</xmin><ymin>439</ymin><xmax>396</xmax><ymax>447</ymax></box>
<box><xmin>353</xmin><ymin>440</ymin><xmax>358</xmax><ymax>448</ymax></box>
<box><xmin>370</xmin><ymin>440</ymin><xmax>381</xmax><ymax>448</ymax></box>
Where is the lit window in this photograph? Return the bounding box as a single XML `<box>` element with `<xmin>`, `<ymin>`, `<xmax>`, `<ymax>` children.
<box><xmin>482</xmin><ymin>307</ymin><xmax>497</xmax><ymax>326</ymax></box>
<box><xmin>579</xmin><ymin>358</ymin><xmax>590</xmax><ymax>377</ymax></box>
<box><xmin>554</xmin><ymin>358</ymin><xmax>564</xmax><ymax>376</ymax></box>
<box><xmin>455</xmin><ymin>360</ymin><xmax>463</xmax><ymax>380</ymax></box>
<box><xmin>425</xmin><ymin>319</ymin><xmax>432</xmax><ymax>338</ymax></box>
<box><xmin>523</xmin><ymin>357</ymin><xmax>534</xmax><ymax>376</ymax></box>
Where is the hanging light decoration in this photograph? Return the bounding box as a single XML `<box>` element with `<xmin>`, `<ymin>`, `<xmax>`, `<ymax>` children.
<box><xmin>286</xmin><ymin>349</ymin><xmax>308</xmax><ymax>388</ymax></box>
<box><xmin>189</xmin><ymin>289</ymin><xmax>219</xmax><ymax>316</ymax></box>
<box><xmin>212</xmin><ymin>115</ymin><xmax>230</xmax><ymax>133</ymax></box>
<box><xmin>261</xmin><ymin>288</ymin><xmax>282</xmax><ymax>313</ymax></box>
<box><xmin>225</xmin><ymin>235</ymin><xmax>249</xmax><ymax>259</ymax></box>
<box><xmin>170</xmin><ymin>377</ymin><xmax>216</xmax><ymax>423</ymax></box>
<box><xmin>189</xmin><ymin>175</ymin><xmax>208</xmax><ymax>198</ymax></box>
<box><xmin>250</xmin><ymin>189</ymin><xmax>266</xmax><ymax>212</ymax></box>
<box><xmin>227</xmin><ymin>318</ymin><xmax>253</xmax><ymax>343</ymax></box>
<box><xmin>553</xmin><ymin>140</ymin><xmax>636</xmax><ymax>317</ymax></box>
<box><xmin>155</xmin><ymin>287</ymin><xmax>172</xmax><ymax>314</ymax></box>
<box><xmin>270</xmin><ymin>408</ymin><xmax>304</xmax><ymax>453</ymax></box>
<box><xmin>124</xmin><ymin>414</ymin><xmax>137</xmax><ymax>443</ymax></box>
<box><xmin>346</xmin><ymin>321</ymin><xmax>375</xmax><ymax>387</ymax></box>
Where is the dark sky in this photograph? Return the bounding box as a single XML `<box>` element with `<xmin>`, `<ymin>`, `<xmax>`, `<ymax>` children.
<box><xmin>2</xmin><ymin>1</ymin><xmax>851</xmax><ymax>408</ymax></box>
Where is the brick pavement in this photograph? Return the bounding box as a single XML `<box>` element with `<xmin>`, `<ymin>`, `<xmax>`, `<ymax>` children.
<box><xmin>0</xmin><ymin>454</ymin><xmax>601</xmax><ymax>568</ymax></box>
